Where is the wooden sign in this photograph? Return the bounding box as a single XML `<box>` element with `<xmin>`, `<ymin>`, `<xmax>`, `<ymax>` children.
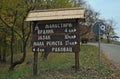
<box><xmin>32</xmin><ymin>21</ymin><xmax>80</xmax><ymax>53</ymax></box>
<box><xmin>26</xmin><ymin>8</ymin><xmax>85</xmax><ymax>75</ymax></box>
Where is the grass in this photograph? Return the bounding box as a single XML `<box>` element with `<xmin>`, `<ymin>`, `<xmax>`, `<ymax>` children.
<box><xmin>0</xmin><ymin>45</ymin><xmax>120</xmax><ymax>79</ymax></box>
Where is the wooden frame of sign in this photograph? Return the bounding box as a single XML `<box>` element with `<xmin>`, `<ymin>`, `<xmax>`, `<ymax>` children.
<box><xmin>26</xmin><ymin>8</ymin><xmax>85</xmax><ymax>75</ymax></box>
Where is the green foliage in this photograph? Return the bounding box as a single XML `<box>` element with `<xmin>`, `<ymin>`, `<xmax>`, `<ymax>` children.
<box><xmin>0</xmin><ymin>45</ymin><xmax>116</xmax><ymax>79</ymax></box>
<box><xmin>0</xmin><ymin>0</ymin><xmax>76</xmax><ymax>55</ymax></box>
<box><xmin>46</xmin><ymin>0</ymin><xmax>75</xmax><ymax>9</ymax></box>
<box><xmin>0</xmin><ymin>0</ymin><xmax>31</xmax><ymax>56</ymax></box>
<box><xmin>33</xmin><ymin>0</ymin><xmax>76</xmax><ymax>9</ymax></box>
<box><xmin>80</xmin><ymin>45</ymin><xmax>98</xmax><ymax>68</ymax></box>
<box><xmin>38</xmin><ymin>53</ymin><xmax>75</xmax><ymax>72</ymax></box>
<box><xmin>0</xmin><ymin>0</ymin><xmax>77</xmax><ymax>71</ymax></box>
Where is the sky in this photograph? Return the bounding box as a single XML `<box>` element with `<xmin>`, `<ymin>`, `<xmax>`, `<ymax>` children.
<box><xmin>85</xmin><ymin>0</ymin><xmax>120</xmax><ymax>41</ymax></box>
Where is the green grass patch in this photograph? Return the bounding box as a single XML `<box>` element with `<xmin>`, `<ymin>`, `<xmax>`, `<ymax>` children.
<box><xmin>0</xmin><ymin>45</ymin><xmax>119</xmax><ymax>79</ymax></box>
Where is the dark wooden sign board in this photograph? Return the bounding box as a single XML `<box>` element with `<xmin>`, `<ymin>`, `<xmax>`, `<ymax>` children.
<box><xmin>26</xmin><ymin>8</ymin><xmax>85</xmax><ymax>75</ymax></box>
<box><xmin>32</xmin><ymin>20</ymin><xmax>80</xmax><ymax>53</ymax></box>
<box><xmin>32</xmin><ymin>19</ymin><xmax>80</xmax><ymax>75</ymax></box>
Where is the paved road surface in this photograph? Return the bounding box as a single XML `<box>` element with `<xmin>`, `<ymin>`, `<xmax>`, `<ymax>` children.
<box><xmin>89</xmin><ymin>43</ymin><xmax>120</xmax><ymax>69</ymax></box>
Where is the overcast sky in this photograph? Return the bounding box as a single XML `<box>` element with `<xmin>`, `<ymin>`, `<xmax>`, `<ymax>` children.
<box><xmin>85</xmin><ymin>0</ymin><xmax>120</xmax><ymax>41</ymax></box>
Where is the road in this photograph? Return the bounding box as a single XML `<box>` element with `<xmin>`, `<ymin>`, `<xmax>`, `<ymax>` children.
<box><xmin>89</xmin><ymin>43</ymin><xmax>120</xmax><ymax>69</ymax></box>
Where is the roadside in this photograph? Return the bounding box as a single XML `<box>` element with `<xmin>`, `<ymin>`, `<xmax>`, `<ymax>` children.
<box><xmin>88</xmin><ymin>43</ymin><xmax>120</xmax><ymax>69</ymax></box>
<box><xmin>1</xmin><ymin>45</ymin><xmax>120</xmax><ymax>79</ymax></box>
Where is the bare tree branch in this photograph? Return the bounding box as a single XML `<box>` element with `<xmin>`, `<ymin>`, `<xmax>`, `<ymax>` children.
<box><xmin>0</xmin><ymin>16</ymin><xmax>22</xmax><ymax>39</ymax></box>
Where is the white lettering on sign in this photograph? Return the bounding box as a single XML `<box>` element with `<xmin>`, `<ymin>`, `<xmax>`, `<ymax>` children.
<box><xmin>65</xmin><ymin>35</ymin><xmax>76</xmax><ymax>39</ymax></box>
<box><xmin>38</xmin><ymin>29</ymin><xmax>54</xmax><ymax>34</ymax></box>
<box><xmin>46</xmin><ymin>41</ymin><xmax>63</xmax><ymax>46</ymax></box>
<box><xmin>35</xmin><ymin>26</ymin><xmax>39</xmax><ymax>30</ymax></box>
<box><xmin>38</xmin><ymin>35</ymin><xmax>51</xmax><ymax>40</ymax></box>
<box><xmin>33</xmin><ymin>48</ymin><xmax>45</xmax><ymax>52</ymax></box>
<box><xmin>65</xmin><ymin>41</ymin><xmax>78</xmax><ymax>45</ymax></box>
<box><xmin>65</xmin><ymin>28</ymin><xmax>77</xmax><ymax>33</ymax></box>
<box><xmin>32</xmin><ymin>22</ymin><xmax>79</xmax><ymax>53</ymax></box>
<box><xmin>37</xmin><ymin>48</ymin><xmax>44</xmax><ymax>52</ymax></box>
<box><xmin>33</xmin><ymin>41</ymin><xmax>44</xmax><ymax>46</ymax></box>
<box><xmin>45</xmin><ymin>24</ymin><xmax>60</xmax><ymax>28</ymax></box>
<box><xmin>45</xmin><ymin>23</ymin><xmax>72</xmax><ymax>29</ymax></box>
<box><xmin>52</xmin><ymin>47</ymin><xmax>72</xmax><ymax>52</ymax></box>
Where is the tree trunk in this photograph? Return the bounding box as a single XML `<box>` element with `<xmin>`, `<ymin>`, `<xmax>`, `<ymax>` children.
<box><xmin>107</xmin><ymin>33</ymin><xmax>110</xmax><ymax>43</ymax></box>
<box><xmin>107</xmin><ymin>37</ymin><xmax>110</xmax><ymax>43</ymax></box>
<box><xmin>9</xmin><ymin>10</ymin><xmax>31</xmax><ymax>70</ymax></box>
<box><xmin>0</xmin><ymin>47</ymin><xmax>1</xmax><ymax>62</ymax></box>
<box><xmin>3</xmin><ymin>49</ymin><xmax>6</xmax><ymax>62</ymax></box>
<box><xmin>9</xmin><ymin>27</ymin><xmax>14</xmax><ymax>70</ymax></box>
<box><xmin>2</xmin><ymin>35</ymin><xmax>7</xmax><ymax>63</ymax></box>
<box><xmin>42</xmin><ymin>52</ymin><xmax>49</xmax><ymax>60</ymax></box>
<box><xmin>9</xmin><ymin>41</ymin><xmax>27</xmax><ymax>70</ymax></box>
<box><xmin>9</xmin><ymin>21</ymin><xmax>30</xmax><ymax>71</ymax></box>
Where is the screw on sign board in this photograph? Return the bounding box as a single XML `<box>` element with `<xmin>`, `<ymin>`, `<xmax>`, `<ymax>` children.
<box><xmin>32</xmin><ymin>21</ymin><xmax>80</xmax><ymax>53</ymax></box>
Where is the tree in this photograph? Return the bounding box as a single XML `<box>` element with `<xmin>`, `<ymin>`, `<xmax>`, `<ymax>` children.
<box><xmin>0</xmin><ymin>0</ymin><xmax>34</xmax><ymax>70</ymax></box>
<box><xmin>76</xmin><ymin>0</ymin><xmax>86</xmax><ymax>7</ymax></box>
<box><xmin>0</xmin><ymin>29</ymin><xmax>7</xmax><ymax>63</ymax></box>
<box><xmin>0</xmin><ymin>20</ymin><xmax>10</xmax><ymax>63</ymax></box>
<box><xmin>105</xmin><ymin>19</ymin><xmax>116</xmax><ymax>43</ymax></box>
<box><xmin>79</xmin><ymin>5</ymin><xmax>100</xmax><ymax>42</ymax></box>
<box><xmin>74</xmin><ymin>0</ymin><xmax>101</xmax><ymax>42</ymax></box>
<box><xmin>0</xmin><ymin>0</ymin><xmax>76</xmax><ymax>70</ymax></box>
<box><xmin>33</xmin><ymin>0</ymin><xmax>75</xmax><ymax>10</ymax></box>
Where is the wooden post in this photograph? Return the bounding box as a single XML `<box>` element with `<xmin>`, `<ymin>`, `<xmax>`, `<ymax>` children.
<box><xmin>74</xmin><ymin>19</ymin><xmax>80</xmax><ymax>73</ymax></box>
<box><xmin>33</xmin><ymin>52</ymin><xmax>38</xmax><ymax>75</ymax></box>
<box><xmin>75</xmin><ymin>51</ymin><xmax>79</xmax><ymax>72</ymax></box>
